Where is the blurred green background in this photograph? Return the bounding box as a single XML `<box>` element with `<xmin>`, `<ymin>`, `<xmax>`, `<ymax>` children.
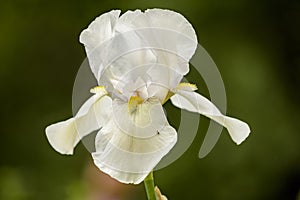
<box><xmin>0</xmin><ymin>0</ymin><xmax>299</xmax><ymax>199</ymax></box>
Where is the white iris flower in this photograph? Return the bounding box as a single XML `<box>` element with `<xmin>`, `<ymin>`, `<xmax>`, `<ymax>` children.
<box><xmin>45</xmin><ymin>9</ymin><xmax>250</xmax><ymax>184</ymax></box>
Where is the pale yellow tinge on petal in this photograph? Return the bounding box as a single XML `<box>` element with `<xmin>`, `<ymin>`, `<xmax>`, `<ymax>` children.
<box><xmin>162</xmin><ymin>83</ymin><xmax>198</xmax><ymax>105</ymax></box>
<box><xmin>161</xmin><ymin>91</ymin><xmax>175</xmax><ymax>105</ymax></box>
<box><xmin>175</xmin><ymin>82</ymin><xmax>198</xmax><ymax>91</ymax></box>
<box><xmin>90</xmin><ymin>86</ymin><xmax>107</xmax><ymax>95</ymax></box>
<box><xmin>128</xmin><ymin>96</ymin><xmax>144</xmax><ymax>113</ymax></box>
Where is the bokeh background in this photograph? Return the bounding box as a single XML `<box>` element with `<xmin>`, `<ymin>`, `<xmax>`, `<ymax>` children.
<box><xmin>0</xmin><ymin>0</ymin><xmax>299</xmax><ymax>199</ymax></box>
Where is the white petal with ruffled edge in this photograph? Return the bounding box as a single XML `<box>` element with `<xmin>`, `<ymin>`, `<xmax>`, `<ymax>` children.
<box><xmin>45</xmin><ymin>93</ymin><xmax>112</xmax><ymax>155</ymax></box>
<box><xmin>92</xmin><ymin>118</ymin><xmax>177</xmax><ymax>184</ymax></box>
<box><xmin>131</xmin><ymin>9</ymin><xmax>198</xmax><ymax>75</ymax></box>
<box><xmin>142</xmin><ymin>9</ymin><xmax>197</xmax><ymax>45</ymax></box>
<box><xmin>79</xmin><ymin>10</ymin><xmax>121</xmax><ymax>48</ymax></box>
<box><xmin>79</xmin><ymin>9</ymin><xmax>197</xmax><ymax>86</ymax></box>
<box><xmin>170</xmin><ymin>89</ymin><xmax>250</xmax><ymax>145</ymax></box>
<box><xmin>79</xmin><ymin>10</ymin><xmax>121</xmax><ymax>80</ymax></box>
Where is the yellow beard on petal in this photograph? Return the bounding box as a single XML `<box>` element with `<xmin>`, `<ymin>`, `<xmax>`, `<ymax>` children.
<box><xmin>175</xmin><ymin>82</ymin><xmax>198</xmax><ymax>91</ymax></box>
<box><xmin>90</xmin><ymin>86</ymin><xmax>108</xmax><ymax>95</ymax></box>
<box><xmin>128</xmin><ymin>96</ymin><xmax>144</xmax><ymax>113</ymax></box>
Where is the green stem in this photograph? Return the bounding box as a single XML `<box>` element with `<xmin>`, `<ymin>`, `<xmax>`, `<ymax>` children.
<box><xmin>144</xmin><ymin>171</ymin><xmax>157</xmax><ymax>200</ymax></box>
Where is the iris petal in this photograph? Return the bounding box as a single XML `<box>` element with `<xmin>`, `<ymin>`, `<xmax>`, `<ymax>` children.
<box><xmin>45</xmin><ymin>93</ymin><xmax>112</xmax><ymax>154</ymax></box>
<box><xmin>92</xmin><ymin>118</ymin><xmax>177</xmax><ymax>184</ymax></box>
<box><xmin>171</xmin><ymin>89</ymin><xmax>250</xmax><ymax>145</ymax></box>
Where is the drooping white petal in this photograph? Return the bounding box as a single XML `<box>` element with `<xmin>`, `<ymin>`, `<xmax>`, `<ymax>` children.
<box><xmin>45</xmin><ymin>93</ymin><xmax>112</xmax><ymax>155</ymax></box>
<box><xmin>170</xmin><ymin>89</ymin><xmax>250</xmax><ymax>145</ymax></box>
<box><xmin>112</xmin><ymin>97</ymin><xmax>168</xmax><ymax>138</ymax></box>
<box><xmin>45</xmin><ymin>118</ymin><xmax>78</xmax><ymax>155</ymax></box>
<box><xmin>92</xmin><ymin>118</ymin><xmax>177</xmax><ymax>184</ymax></box>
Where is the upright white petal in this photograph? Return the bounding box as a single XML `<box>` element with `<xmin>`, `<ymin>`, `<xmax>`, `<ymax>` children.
<box><xmin>79</xmin><ymin>9</ymin><xmax>197</xmax><ymax>88</ymax></box>
<box><xmin>143</xmin><ymin>9</ymin><xmax>197</xmax><ymax>45</ymax></box>
<box><xmin>45</xmin><ymin>93</ymin><xmax>112</xmax><ymax>155</ymax></box>
<box><xmin>79</xmin><ymin>10</ymin><xmax>121</xmax><ymax>49</ymax></box>
<box><xmin>115</xmin><ymin>10</ymin><xmax>142</xmax><ymax>33</ymax></box>
<box><xmin>105</xmin><ymin>63</ymin><xmax>183</xmax><ymax>102</ymax></box>
<box><xmin>130</xmin><ymin>9</ymin><xmax>198</xmax><ymax>75</ymax></box>
<box><xmin>170</xmin><ymin>89</ymin><xmax>250</xmax><ymax>145</ymax></box>
<box><xmin>99</xmin><ymin>52</ymin><xmax>156</xmax><ymax>97</ymax></box>
<box><xmin>79</xmin><ymin>10</ymin><xmax>121</xmax><ymax>79</ymax></box>
<box><xmin>146</xmin><ymin>64</ymin><xmax>183</xmax><ymax>102</ymax></box>
<box><xmin>92</xmin><ymin>119</ymin><xmax>177</xmax><ymax>184</ymax></box>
